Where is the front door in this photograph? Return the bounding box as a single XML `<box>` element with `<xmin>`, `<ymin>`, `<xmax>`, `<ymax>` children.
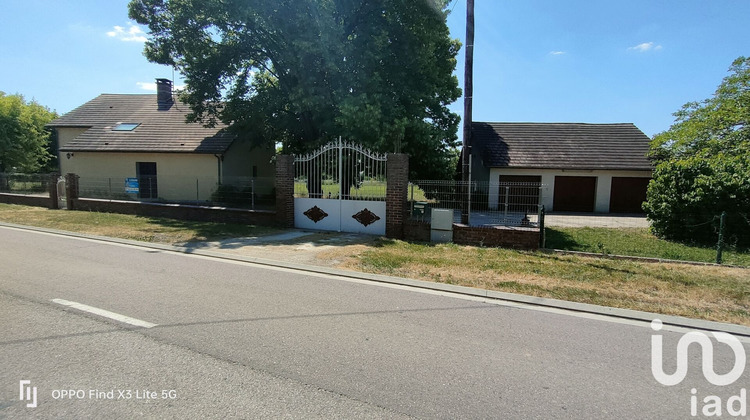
<box><xmin>136</xmin><ymin>162</ymin><xmax>158</xmax><ymax>199</ymax></box>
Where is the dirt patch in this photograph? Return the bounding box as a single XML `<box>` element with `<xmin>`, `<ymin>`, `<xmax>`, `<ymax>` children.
<box><xmin>182</xmin><ymin>230</ymin><xmax>377</xmax><ymax>268</ymax></box>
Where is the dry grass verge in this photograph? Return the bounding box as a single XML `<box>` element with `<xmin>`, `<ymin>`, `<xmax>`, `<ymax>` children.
<box><xmin>0</xmin><ymin>204</ymin><xmax>279</xmax><ymax>244</ymax></box>
<box><xmin>327</xmin><ymin>239</ymin><xmax>750</xmax><ymax>326</ymax></box>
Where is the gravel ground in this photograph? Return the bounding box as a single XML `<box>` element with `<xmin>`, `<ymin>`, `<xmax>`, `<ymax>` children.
<box><xmin>178</xmin><ymin>230</ymin><xmax>379</xmax><ymax>268</ymax></box>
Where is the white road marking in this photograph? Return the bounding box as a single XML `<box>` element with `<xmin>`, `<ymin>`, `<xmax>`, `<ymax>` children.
<box><xmin>51</xmin><ymin>298</ymin><xmax>157</xmax><ymax>328</ymax></box>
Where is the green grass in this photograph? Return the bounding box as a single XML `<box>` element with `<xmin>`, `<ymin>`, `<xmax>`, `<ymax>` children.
<box><xmin>546</xmin><ymin>227</ymin><xmax>750</xmax><ymax>267</ymax></box>
<box><xmin>294</xmin><ymin>181</ymin><xmax>387</xmax><ymax>199</ymax></box>
<box><xmin>0</xmin><ymin>203</ymin><xmax>280</xmax><ymax>244</ymax></box>
<box><xmin>294</xmin><ymin>181</ymin><xmax>430</xmax><ymax>201</ymax></box>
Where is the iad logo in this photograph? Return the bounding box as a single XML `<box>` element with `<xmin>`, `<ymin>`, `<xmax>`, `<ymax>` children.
<box><xmin>651</xmin><ymin>319</ymin><xmax>746</xmax><ymax>386</ymax></box>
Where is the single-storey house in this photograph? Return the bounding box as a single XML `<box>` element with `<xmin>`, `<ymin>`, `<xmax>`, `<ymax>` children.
<box><xmin>470</xmin><ymin>122</ymin><xmax>653</xmax><ymax>213</ymax></box>
<box><xmin>47</xmin><ymin>79</ymin><xmax>274</xmax><ymax>202</ymax></box>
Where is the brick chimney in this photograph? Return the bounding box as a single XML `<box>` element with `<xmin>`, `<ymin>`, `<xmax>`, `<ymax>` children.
<box><xmin>156</xmin><ymin>78</ymin><xmax>173</xmax><ymax>107</ymax></box>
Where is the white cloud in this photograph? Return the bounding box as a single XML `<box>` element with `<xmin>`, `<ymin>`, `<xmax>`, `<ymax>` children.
<box><xmin>628</xmin><ymin>42</ymin><xmax>663</xmax><ymax>52</ymax></box>
<box><xmin>107</xmin><ymin>23</ymin><xmax>147</xmax><ymax>42</ymax></box>
<box><xmin>549</xmin><ymin>51</ymin><xmax>566</xmax><ymax>56</ymax></box>
<box><xmin>136</xmin><ymin>82</ymin><xmax>157</xmax><ymax>91</ymax></box>
<box><xmin>136</xmin><ymin>82</ymin><xmax>185</xmax><ymax>91</ymax></box>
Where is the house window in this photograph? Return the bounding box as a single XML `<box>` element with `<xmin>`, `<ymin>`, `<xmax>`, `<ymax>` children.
<box><xmin>136</xmin><ymin>162</ymin><xmax>158</xmax><ymax>199</ymax></box>
<box><xmin>113</xmin><ymin>123</ymin><xmax>140</xmax><ymax>131</ymax></box>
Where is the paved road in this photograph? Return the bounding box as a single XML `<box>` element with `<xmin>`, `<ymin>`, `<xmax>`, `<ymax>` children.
<box><xmin>0</xmin><ymin>226</ymin><xmax>746</xmax><ymax>419</ymax></box>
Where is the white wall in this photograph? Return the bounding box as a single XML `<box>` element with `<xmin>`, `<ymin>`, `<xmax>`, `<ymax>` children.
<box><xmin>60</xmin><ymin>151</ymin><xmax>219</xmax><ymax>201</ymax></box>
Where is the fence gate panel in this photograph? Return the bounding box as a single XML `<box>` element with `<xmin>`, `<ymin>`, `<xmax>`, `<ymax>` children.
<box><xmin>294</xmin><ymin>138</ymin><xmax>387</xmax><ymax>235</ymax></box>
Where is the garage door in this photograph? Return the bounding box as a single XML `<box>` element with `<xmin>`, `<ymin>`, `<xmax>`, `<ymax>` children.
<box><xmin>553</xmin><ymin>176</ymin><xmax>596</xmax><ymax>212</ymax></box>
<box><xmin>609</xmin><ymin>177</ymin><xmax>650</xmax><ymax>213</ymax></box>
<box><xmin>498</xmin><ymin>175</ymin><xmax>541</xmax><ymax>212</ymax></box>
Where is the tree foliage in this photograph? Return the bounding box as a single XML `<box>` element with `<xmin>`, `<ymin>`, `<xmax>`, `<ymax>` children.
<box><xmin>0</xmin><ymin>92</ymin><xmax>58</xmax><ymax>173</ymax></box>
<box><xmin>129</xmin><ymin>0</ymin><xmax>462</xmax><ymax>179</ymax></box>
<box><xmin>644</xmin><ymin>57</ymin><xmax>750</xmax><ymax>246</ymax></box>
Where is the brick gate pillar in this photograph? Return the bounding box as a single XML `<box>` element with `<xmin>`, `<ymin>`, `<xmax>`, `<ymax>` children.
<box><xmin>48</xmin><ymin>173</ymin><xmax>60</xmax><ymax>209</ymax></box>
<box><xmin>275</xmin><ymin>155</ymin><xmax>295</xmax><ymax>228</ymax></box>
<box><xmin>64</xmin><ymin>173</ymin><xmax>79</xmax><ymax>210</ymax></box>
<box><xmin>386</xmin><ymin>153</ymin><xmax>409</xmax><ymax>239</ymax></box>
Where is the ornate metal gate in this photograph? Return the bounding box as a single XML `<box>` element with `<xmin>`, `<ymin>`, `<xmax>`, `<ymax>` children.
<box><xmin>294</xmin><ymin>138</ymin><xmax>387</xmax><ymax>234</ymax></box>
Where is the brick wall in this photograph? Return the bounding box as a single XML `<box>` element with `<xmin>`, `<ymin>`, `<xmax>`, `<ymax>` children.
<box><xmin>403</xmin><ymin>219</ymin><xmax>431</xmax><ymax>242</ymax></box>
<box><xmin>0</xmin><ymin>193</ymin><xmax>54</xmax><ymax>209</ymax></box>
<box><xmin>386</xmin><ymin>153</ymin><xmax>409</xmax><ymax>239</ymax></box>
<box><xmin>453</xmin><ymin>224</ymin><xmax>539</xmax><ymax>249</ymax></box>
<box><xmin>275</xmin><ymin>155</ymin><xmax>295</xmax><ymax>228</ymax></box>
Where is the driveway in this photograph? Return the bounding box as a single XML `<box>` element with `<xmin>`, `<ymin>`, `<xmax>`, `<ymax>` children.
<box><xmin>544</xmin><ymin>213</ymin><xmax>649</xmax><ymax>228</ymax></box>
<box><xmin>179</xmin><ymin>230</ymin><xmax>380</xmax><ymax>268</ymax></box>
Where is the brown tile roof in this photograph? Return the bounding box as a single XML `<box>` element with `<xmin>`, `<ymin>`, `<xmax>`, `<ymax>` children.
<box><xmin>472</xmin><ymin>122</ymin><xmax>653</xmax><ymax>171</ymax></box>
<box><xmin>49</xmin><ymin>94</ymin><xmax>235</xmax><ymax>154</ymax></box>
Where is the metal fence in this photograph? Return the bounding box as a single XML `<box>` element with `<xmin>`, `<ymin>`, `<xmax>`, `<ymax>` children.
<box><xmin>542</xmin><ymin>211</ymin><xmax>749</xmax><ymax>266</ymax></box>
<box><xmin>408</xmin><ymin>180</ymin><xmax>544</xmax><ymax>227</ymax></box>
<box><xmin>77</xmin><ymin>176</ymin><xmax>275</xmax><ymax>210</ymax></box>
<box><xmin>0</xmin><ymin>173</ymin><xmax>52</xmax><ymax>197</ymax></box>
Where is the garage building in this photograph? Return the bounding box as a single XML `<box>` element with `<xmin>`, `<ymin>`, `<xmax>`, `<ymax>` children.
<box><xmin>470</xmin><ymin>122</ymin><xmax>653</xmax><ymax>213</ymax></box>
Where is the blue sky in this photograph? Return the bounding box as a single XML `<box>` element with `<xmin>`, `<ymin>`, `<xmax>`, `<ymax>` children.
<box><xmin>1</xmin><ymin>1</ymin><xmax>748</xmax><ymax>138</ymax></box>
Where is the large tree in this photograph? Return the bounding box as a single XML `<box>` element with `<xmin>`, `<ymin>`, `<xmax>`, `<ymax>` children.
<box><xmin>129</xmin><ymin>0</ymin><xmax>462</xmax><ymax>179</ymax></box>
<box><xmin>644</xmin><ymin>57</ymin><xmax>750</xmax><ymax>246</ymax></box>
<box><xmin>0</xmin><ymin>92</ymin><xmax>57</xmax><ymax>173</ymax></box>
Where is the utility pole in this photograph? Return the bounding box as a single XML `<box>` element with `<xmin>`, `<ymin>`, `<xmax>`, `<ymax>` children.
<box><xmin>461</xmin><ymin>0</ymin><xmax>475</xmax><ymax>224</ymax></box>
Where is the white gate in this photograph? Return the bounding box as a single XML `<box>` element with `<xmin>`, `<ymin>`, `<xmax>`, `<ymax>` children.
<box><xmin>294</xmin><ymin>138</ymin><xmax>387</xmax><ymax>235</ymax></box>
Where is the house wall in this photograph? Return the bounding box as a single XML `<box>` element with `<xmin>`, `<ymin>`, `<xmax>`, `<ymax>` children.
<box><xmin>221</xmin><ymin>139</ymin><xmax>276</xmax><ymax>197</ymax></box>
<box><xmin>60</xmin><ymin>151</ymin><xmax>219</xmax><ymax>201</ymax></box>
<box><xmin>222</xmin><ymin>140</ymin><xmax>275</xmax><ymax>178</ymax></box>
<box><xmin>57</xmin><ymin>127</ymin><xmax>90</xmax><ymax>158</ymax></box>
<box><xmin>487</xmin><ymin>168</ymin><xmax>652</xmax><ymax>213</ymax></box>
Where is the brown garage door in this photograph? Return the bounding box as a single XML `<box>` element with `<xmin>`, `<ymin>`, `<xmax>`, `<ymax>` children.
<box><xmin>498</xmin><ymin>175</ymin><xmax>541</xmax><ymax>212</ymax></box>
<box><xmin>553</xmin><ymin>176</ymin><xmax>596</xmax><ymax>212</ymax></box>
<box><xmin>609</xmin><ymin>177</ymin><xmax>650</xmax><ymax>213</ymax></box>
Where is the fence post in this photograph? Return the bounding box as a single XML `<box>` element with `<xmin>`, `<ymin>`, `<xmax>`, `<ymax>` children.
<box><xmin>64</xmin><ymin>173</ymin><xmax>79</xmax><ymax>210</ymax></box>
<box><xmin>716</xmin><ymin>211</ymin><xmax>726</xmax><ymax>264</ymax></box>
<box><xmin>48</xmin><ymin>173</ymin><xmax>60</xmax><ymax>209</ymax></box>
<box><xmin>251</xmin><ymin>178</ymin><xmax>256</xmax><ymax>210</ymax></box>
<box><xmin>409</xmin><ymin>182</ymin><xmax>414</xmax><ymax>216</ymax></box>
<box><xmin>503</xmin><ymin>186</ymin><xmax>510</xmax><ymax>220</ymax></box>
<box><xmin>539</xmin><ymin>205</ymin><xmax>546</xmax><ymax>249</ymax></box>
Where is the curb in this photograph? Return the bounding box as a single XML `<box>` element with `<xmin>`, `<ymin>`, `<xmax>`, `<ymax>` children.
<box><xmin>3</xmin><ymin>221</ymin><xmax>750</xmax><ymax>338</ymax></box>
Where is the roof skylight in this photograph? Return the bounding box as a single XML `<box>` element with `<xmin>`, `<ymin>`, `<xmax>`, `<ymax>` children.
<box><xmin>112</xmin><ymin>123</ymin><xmax>140</xmax><ymax>131</ymax></box>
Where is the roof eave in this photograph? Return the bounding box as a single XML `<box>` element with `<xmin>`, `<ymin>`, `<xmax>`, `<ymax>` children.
<box><xmin>58</xmin><ymin>148</ymin><xmax>231</xmax><ymax>154</ymax></box>
<box><xmin>487</xmin><ymin>165</ymin><xmax>654</xmax><ymax>171</ymax></box>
